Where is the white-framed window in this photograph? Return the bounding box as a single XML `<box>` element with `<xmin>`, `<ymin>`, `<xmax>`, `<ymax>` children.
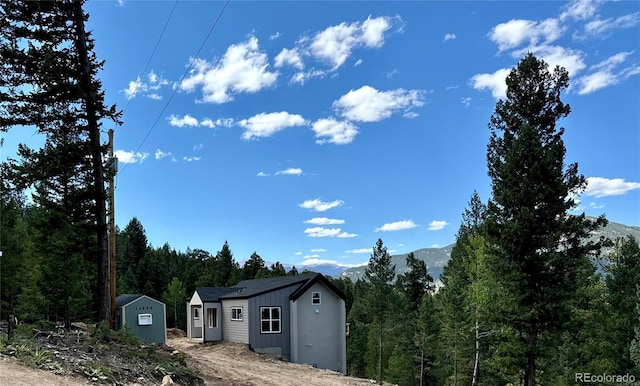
<box><xmin>194</xmin><ymin>308</ymin><xmax>200</xmax><ymax>319</ymax></box>
<box><xmin>260</xmin><ymin>307</ymin><xmax>281</xmax><ymax>334</ymax></box>
<box><xmin>231</xmin><ymin>307</ymin><xmax>243</xmax><ymax>321</ymax></box>
<box><xmin>207</xmin><ymin>308</ymin><xmax>217</xmax><ymax>328</ymax></box>
<box><xmin>312</xmin><ymin>292</ymin><xmax>321</xmax><ymax>305</ymax></box>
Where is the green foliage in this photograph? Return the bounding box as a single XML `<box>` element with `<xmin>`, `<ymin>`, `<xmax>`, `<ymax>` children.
<box><xmin>485</xmin><ymin>53</ymin><xmax>608</xmax><ymax>385</ymax></box>
<box><xmin>112</xmin><ymin>324</ymin><xmax>141</xmax><ymax>347</ymax></box>
<box><xmin>396</xmin><ymin>252</ymin><xmax>434</xmax><ymax>311</ymax></box>
<box><xmin>243</xmin><ymin>252</ymin><xmax>266</xmax><ymax>280</ymax></box>
<box><xmin>631</xmin><ymin>285</ymin><xmax>640</xmax><ymax>370</ymax></box>
<box><xmin>606</xmin><ymin>236</ymin><xmax>640</xmax><ymax>373</ymax></box>
<box><xmin>163</xmin><ymin>277</ymin><xmax>187</xmax><ymax>330</ymax></box>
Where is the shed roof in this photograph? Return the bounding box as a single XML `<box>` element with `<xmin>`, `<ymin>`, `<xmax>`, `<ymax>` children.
<box><xmin>116</xmin><ymin>294</ymin><xmax>144</xmax><ymax>307</ymax></box>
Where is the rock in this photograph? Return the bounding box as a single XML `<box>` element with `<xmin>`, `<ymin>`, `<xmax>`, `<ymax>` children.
<box><xmin>160</xmin><ymin>374</ymin><xmax>175</xmax><ymax>385</ymax></box>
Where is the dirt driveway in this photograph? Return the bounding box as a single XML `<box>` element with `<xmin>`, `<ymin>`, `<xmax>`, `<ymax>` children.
<box><xmin>167</xmin><ymin>337</ymin><xmax>378</xmax><ymax>386</ymax></box>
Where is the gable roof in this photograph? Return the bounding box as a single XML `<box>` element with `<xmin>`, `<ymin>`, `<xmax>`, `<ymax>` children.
<box><xmin>219</xmin><ymin>273</ymin><xmax>318</xmax><ymax>299</ymax></box>
<box><xmin>194</xmin><ymin>286</ymin><xmax>241</xmax><ymax>302</ymax></box>
<box><xmin>116</xmin><ymin>294</ymin><xmax>144</xmax><ymax>307</ymax></box>
<box><xmin>289</xmin><ymin>273</ymin><xmax>346</xmax><ymax>301</ymax></box>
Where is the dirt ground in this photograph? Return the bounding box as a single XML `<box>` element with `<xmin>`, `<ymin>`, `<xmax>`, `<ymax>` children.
<box><xmin>167</xmin><ymin>337</ymin><xmax>379</xmax><ymax>386</ymax></box>
<box><xmin>0</xmin><ymin>333</ymin><xmax>384</xmax><ymax>386</ymax></box>
<box><xmin>0</xmin><ymin>357</ymin><xmax>93</xmax><ymax>386</ymax></box>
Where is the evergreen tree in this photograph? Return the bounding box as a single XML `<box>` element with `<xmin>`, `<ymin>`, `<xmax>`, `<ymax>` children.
<box><xmin>287</xmin><ymin>266</ymin><xmax>299</xmax><ymax>276</ymax></box>
<box><xmin>416</xmin><ymin>293</ymin><xmax>440</xmax><ymax>386</ymax></box>
<box><xmin>484</xmin><ymin>53</ymin><xmax>607</xmax><ymax>386</ymax></box>
<box><xmin>605</xmin><ymin>236</ymin><xmax>640</xmax><ymax>373</ymax></box>
<box><xmin>364</xmin><ymin>239</ymin><xmax>395</xmax><ymax>384</ymax></box>
<box><xmin>243</xmin><ymin>252</ymin><xmax>266</xmax><ymax>280</ymax></box>
<box><xmin>631</xmin><ymin>285</ymin><xmax>640</xmax><ymax>370</ymax></box>
<box><xmin>396</xmin><ymin>252</ymin><xmax>434</xmax><ymax>311</ymax></box>
<box><xmin>0</xmin><ymin>0</ymin><xmax>122</xmax><ymax>322</ymax></box>
<box><xmin>270</xmin><ymin>262</ymin><xmax>287</xmax><ymax>277</ymax></box>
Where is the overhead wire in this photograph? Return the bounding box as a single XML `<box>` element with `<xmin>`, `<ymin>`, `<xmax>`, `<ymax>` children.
<box><xmin>119</xmin><ymin>0</ymin><xmax>180</xmax><ymax>115</ymax></box>
<box><xmin>118</xmin><ymin>0</ymin><xmax>231</xmax><ymax>176</ymax></box>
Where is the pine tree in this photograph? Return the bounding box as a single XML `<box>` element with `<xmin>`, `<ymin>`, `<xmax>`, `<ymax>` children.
<box><xmin>631</xmin><ymin>285</ymin><xmax>640</xmax><ymax>371</ymax></box>
<box><xmin>485</xmin><ymin>53</ymin><xmax>607</xmax><ymax>386</ymax></box>
<box><xmin>243</xmin><ymin>252</ymin><xmax>266</xmax><ymax>280</ymax></box>
<box><xmin>1</xmin><ymin>0</ymin><xmax>122</xmax><ymax>322</ymax></box>
<box><xmin>605</xmin><ymin>236</ymin><xmax>640</xmax><ymax>373</ymax></box>
<box><xmin>396</xmin><ymin>252</ymin><xmax>434</xmax><ymax>311</ymax></box>
<box><xmin>364</xmin><ymin>239</ymin><xmax>395</xmax><ymax>384</ymax></box>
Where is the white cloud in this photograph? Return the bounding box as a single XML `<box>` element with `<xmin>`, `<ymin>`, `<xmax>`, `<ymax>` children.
<box><xmin>514</xmin><ymin>45</ymin><xmax>586</xmax><ymax>77</ymax></box>
<box><xmin>446</xmin><ymin>85</ymin><xmax>459</xmax><ymax>90</ymax></box>
<box><xmin>178</xmin><ymin>36</ymin><xmax>278</xmax><ymax>104</ymax></box>
<box><xmin>428</xmin><ymin>220</ymin><xmax>449</xmax><ymax>231</ymax></box>
<box><xmin>183</xmin><ymin>156</ymin><xmax>201</xmax><ymax>162</ymax></box>
<box><xmin>376</xmin><ymin>220</ymin><xmax>418</xmax><ymax>232</ymax></box>
<box><xmin>299</xmin><ymin>258</ymin><xmax>366</xmax><ymax>268</ymax></box>
<box><xmin>274</xmin><ymin>48</ymin><xmax>304</xmax><ymax>70</ymax></box>
<box><xmin>386</xmin><ymin>68</ymin><xmax>399</xmax><ymax>79</ymax></box>
<box><xmin>346</xmin><ymin>248</ymin><xmax>371</xmax><ymax>254</ymax></box>
<box><xmin>193</xmin><ymin>143</ymin><xmax>205</xmax><ymax>152</ymax></box>
<box><xmin>577</xmin><ymin>51</ymin><xmax>637</xmax><ymax>94</ymax></box>
<box><xmin>469</xmin><ymin>68</ymin><xmax>511</xmax><ymax>99</ymax></box>
<box><xmin>354</xmin><ymin>59</ymin><xmax>362</xmax><ymax>66</ymax></box>
<box><xmin>256</xmin><ymin>171</ymin><xmax>270</xmax><ymax>177</ymax></box>
<box><xmin>312</xmin><ymin>118</ymin><xmax>358</xmax><ymax>145</ymax></box>
<box><xmin>238</xmin><ymin>111</ymin><xmax>307</xmax><ymax>140</ymax></box>
<box><xmin>294</xmin><ymin>251</ymin><xmax>302</xmax><ymax>256</ymax></box>
<box><xmin>488</xmin><ymin>18</ymin><xmax>564</xmax><ymax>51</ymax></box>
<box><xmin>584</xmin><ymin>12</ymin><xmax>640</xmax><ymax>36</ymax></box>
<box><xmin>304</xmin><ymin>227</ymin><xmax>342</xmax><ymax>237</ymax></box>
<box><xmin>560</xmin><ymin>0</ymin><xmax>602</xmax><ymax>21</ymax></box>
<box><xmin>290</xmin><ymin>69</ymin><xmax>327</xmax><ymax>85</ymax></box>
<box><xmin>275</xmin><ymin>167</ymin><xmax>303</xmax><ymax>176</ymax></box>
<box><xmin>122</xmin><ymin>70</ymin><xmax>169</xmax><ymax>100</ymax></box>
<box><xmin>333</xmin><ymin>86</ymin><xmax>425</xmax><ymax>122</ymax></box>
<box><xmin>443</xmin><ymin>33</ymin><xmax>456</xmax><ymax>41</ymax></box>
<box><xmin>310</xmin><ymin>248</ymin><xmax>327</xmax><ymax>253</ymax></box>
<box><xmin>589</xmin><ymin>202</ymin><xmax>604</xmax><ymax>209</ymax></box>
<box><xmin>337</xmin><ymin>231</ymin><xmax>358</xmax><ymax>238</ymax></box>
<box><xmin>115</xmin><ymin>150</ymin><xmax>148</xmax><ymax>164</ymax></box>
<box><xmin>303</xmin><ymin>254</ymin><xmax>321</xmax><ymax>259</ymax></box>
<box><xmin>168</xmin><ymin>114</ymin><xmax>199</xmax><ymax>128</ymax></box>
<box><xmin>584</xmin><ymin>177</ymin><xmax>640</xmax><ymax>197</ymax></box>
<box><xmin>461</xmin><ymin>97</ymin><xmax>471</xmax><ymax>107</ymax></box>
<box><xmin>308</xmin><ymin>16</ymin><xmax>397</xmax><ymax>70</ymax></box>
<box><xmin>270</xmin><ymin>32</ymin><xmax>282</xmax><ymax>40</ymax></box>
<box><xmin>304</xmin><ymin>217</ymin><xmax>345</xmax><ymax>225</ymax></box>
<box><xmin>299</xmin><ymin>198</ymin><xmax>344</xmax><ymax>212</ymax></box>
<box><xmin>155</xmin><ymin>149</ymin><xmax>171</xmax><ymax>160</ymax></box>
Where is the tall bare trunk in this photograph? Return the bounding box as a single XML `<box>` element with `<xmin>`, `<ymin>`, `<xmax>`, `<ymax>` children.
<box><xmin>472</xmin><ymin>320</ymin><xmax>480</xmax><ymax>386</ymax></box>
<box><xmin>72</xmin><ymin>0</ymin><xmax>110</xmax><ymax>324</ymax></box>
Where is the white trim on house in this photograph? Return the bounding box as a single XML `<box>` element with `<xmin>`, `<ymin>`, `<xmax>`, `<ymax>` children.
<box><xmin>260</xmin><ymin>306</ymin><xmax>281</xmax><ymax>334</ymax></box>
<box><xmin>231</xmin><ymin>307</ymin><xmax>243</xmax><ymax>321</ymax></box>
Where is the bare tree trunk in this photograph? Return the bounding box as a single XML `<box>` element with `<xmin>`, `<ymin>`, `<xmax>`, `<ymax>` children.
<box><xmin>472</xmin><ymin>320</ymin><xmax>480</xmax><ymax>386</ymax></box>
<box><xmin>378</xmin><ymin>319</ymin><xmax>383</xmax><ymax>384</ymax></box>
<box><xmin>524</xmin><ymin>325</ymin><xmax>538</xmax><ymax>386</ymax></box>
<box><xmin>72</xmin><ymin>0</ymin><xmax>110</xmax><ymax>324</ymax></box>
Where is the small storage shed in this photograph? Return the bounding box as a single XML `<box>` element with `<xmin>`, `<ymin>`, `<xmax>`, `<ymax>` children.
<box><xmin>115</xmin><ymin>294</ymin><xmax>167</xmax><ymax>344</ymax></box>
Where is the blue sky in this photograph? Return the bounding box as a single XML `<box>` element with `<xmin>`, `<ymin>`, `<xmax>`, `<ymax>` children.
<box><xmin>2</xmin><ymin>0</ymin><xmax>639</xmax><ymax>270</ymax></box>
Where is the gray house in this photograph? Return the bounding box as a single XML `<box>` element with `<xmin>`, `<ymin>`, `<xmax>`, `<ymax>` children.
<box><xmin>115</xmin><ymin>294</ymin><xmax>167</xmax><ymax>344</ymax></box>
<box><xmin>187</xmin><ymin>273</ymin><xmax>347</xmax><ymax>374</ymax></box>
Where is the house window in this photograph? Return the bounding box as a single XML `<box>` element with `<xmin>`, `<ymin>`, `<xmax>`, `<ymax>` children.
<box><xmin>194</xmin><ymin>308</ymin><xmax>200</xmax><ymax>319</ymax></box>
<box><xmin>312</xmin><ymin>292</ymin><xmax>321</xmax><ymax>305</ymax></box>
<box><xmin>231</xmin><ymin>307</ymin><xmax>243</xmax><ymax>321</ymax></box>
<box><xmin>207</xmin><ymin>308</ymin><xmax>217</xmax><ymax>328</ymax></box>
<box><xmin>260</xmin><ymin>307</ymin><xmax>281</xmax><ymax>334</ymax></box>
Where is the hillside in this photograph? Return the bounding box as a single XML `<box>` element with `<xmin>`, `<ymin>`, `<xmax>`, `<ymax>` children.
<box><xmin>338</xmin><ymin>217</ymin><xmax>640</xmax><ymax>282</ymax></box>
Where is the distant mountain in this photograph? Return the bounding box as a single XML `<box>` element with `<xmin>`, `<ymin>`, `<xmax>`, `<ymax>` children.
<box><xmin>337</xmin><ymin>217</ymin><xmax>640</xmax><ymax>282</ymax></box>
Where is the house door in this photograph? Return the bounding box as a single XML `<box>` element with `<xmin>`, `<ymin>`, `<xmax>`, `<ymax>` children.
<box><xmin>191</xmin><ymin>306</ymin><xmax>203</xmax><ymax>339</ymax></box>
<box><xmin>204</xmin><ymin>306</ymin><xmax>222</xmax><ymax>341</ymax></box>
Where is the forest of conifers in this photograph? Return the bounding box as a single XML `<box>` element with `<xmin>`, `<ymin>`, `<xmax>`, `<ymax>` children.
<box><xmin>1</xmin><ymin>2</ymin><xmax>639</xmax><ymax>385</ymax></box>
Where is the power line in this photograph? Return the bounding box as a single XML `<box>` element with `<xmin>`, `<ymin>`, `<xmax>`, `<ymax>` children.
<box><xmin>120</xmin><ymin>0</ymin><xmax>179</xmax><ymax>115</ymax></box>
<box><xmin>118</xmin><ymin>0</ymin><xmax>231</xmax><ymax>176</ymax></box>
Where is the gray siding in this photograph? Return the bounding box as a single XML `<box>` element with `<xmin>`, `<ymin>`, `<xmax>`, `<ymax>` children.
<box><xmin>120</xmin><ymin>296</ymin><xmax>166</xmax><ymax>344</ymax></box>
<box><xmin>292</xmin><ymin>282</ymin><xmax>346</xmax><ymax>373</ymax></box>
<box><xmin>248</xmin><ymin>284</ymin><xmax>302</xmax><ymax>360</ymax></box>
<box><xmin>222</xmin><ymin>299</ymin><xmax>249</xmax><ymax>343</ymax></box>
<box><xmin>203</xmin><ymin>302</ymin><xmax>222</xmax><ymax>342</ymax></box>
